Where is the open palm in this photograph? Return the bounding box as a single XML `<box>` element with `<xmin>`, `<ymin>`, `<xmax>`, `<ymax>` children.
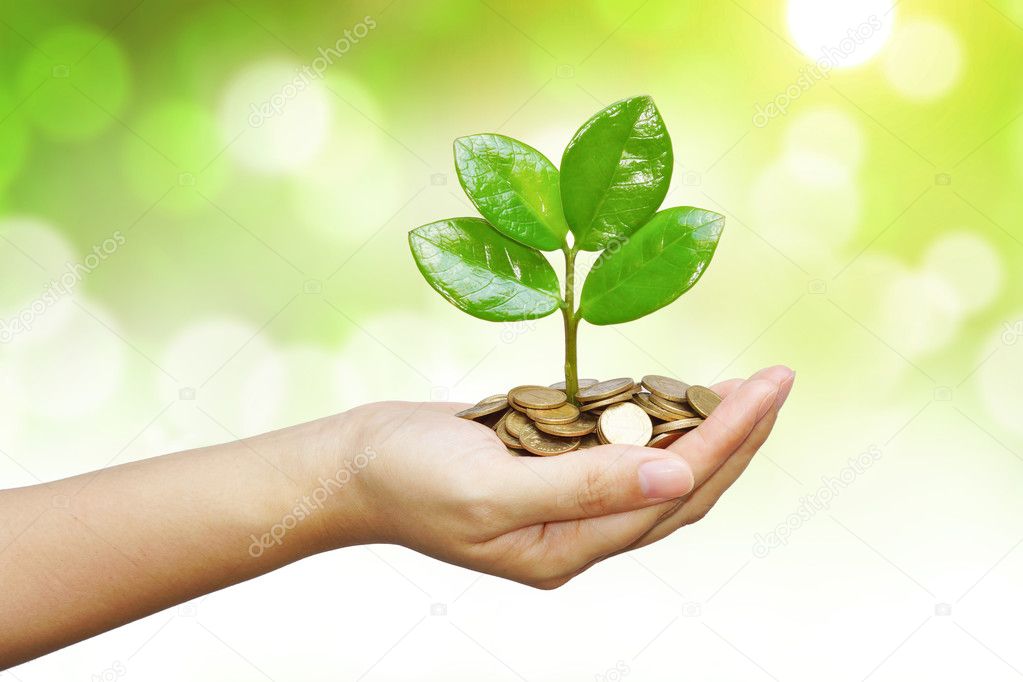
<box><xmin>338</xmin><ymin>365</ymin><xmax>794</xmax><ymax>589</ymax></box>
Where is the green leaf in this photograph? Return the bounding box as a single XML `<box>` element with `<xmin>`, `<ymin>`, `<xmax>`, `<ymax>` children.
<box><xmin>579</xmin><ymin>207</ymin><xmax>724</xmax><ymax>325</ymax></box>
<box><xmin>454</xmin><ymin>134</ymin><xmax>568</xmax><ymax>251</ymax></box>
<box><xmin>409</xmin><ymin>218</ymin><xmax>561</xmax><ymax>322</ymax></box>
<box><xmin>560</xmin><ymin>95</ymin><xmax>673</xmax><ymax>251</ymax></box>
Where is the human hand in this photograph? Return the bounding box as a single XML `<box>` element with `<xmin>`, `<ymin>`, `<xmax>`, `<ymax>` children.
<box><xmin>608</xmin><ymin>364</ymin><xmax>796</xmax><ymax>556</ymax></box>
<box><xmin>314</xmin><ymin>366</ymin><xmax>794</xmax><ymax>589</ymax></box>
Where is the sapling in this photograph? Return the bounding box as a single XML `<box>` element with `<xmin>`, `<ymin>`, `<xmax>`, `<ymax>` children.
<box><xmin>409</xmin><ymin>95</ymin><xmax>724</xmax><ymax>405</ymax></box>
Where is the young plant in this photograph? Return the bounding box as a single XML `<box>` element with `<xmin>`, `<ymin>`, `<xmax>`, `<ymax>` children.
<box><xmin>409</xmin><ymin>95</ymin><xmax>724</xmax><ymax>404</ymax></box>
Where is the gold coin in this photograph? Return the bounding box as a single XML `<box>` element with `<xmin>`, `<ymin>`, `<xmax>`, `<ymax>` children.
<box><xmin>509</xmin><ymin>385</ymin><xmax>568</xmax><ymax>410</ymax></box>
<box><xmin>641</xmin><ymin>375</ymin><xmax>691</xmax><ymax>402</ymax></box>
<box><xmin>597</xmin><ymin>402</ymin><xmax>653</xmax><ymax>446</ymax></box>
<box><xmin>455</xmin><ymin>397</ymin><xmax>509</xmax><ymax>420</ymax></box>
<box><xmin>495</xmin><ymin>415</ymin><xmax>524</xmax><ymax>449</ymax></box>
<box><xmin>576</xmin><ymin>377</ymin><xmax>636</xmax><ymax>402</ymax></box>
<box><xmin>535</xmin><ymin>412</ymin><xmax>597</xmax><ymax>437</ymax></box>
<box><xmin>479</xmin><ymin>393</ymin><xmax>510</xmax><ymax>404</ymax></box>
<box><xmin>481</xmin><ymin>407</ymin><xmax>509</xmax><ymax>429</ymax></box>
<box><xmin>651</xmin><ymin>417</ymin><xmax>703</xmax><ymax>435</ymax></box>
<box><xmin>504</xmin><ymin>410</ymin><xmax>531</xmax><ymax>438</ymax></box>
<box><xmin>631</xmin><ymin>392</ymin><xmax>682</xmax><ymax>422</ymax></box>
<box><xmin>578</xmin><ymin>433</ymin><xmax>602</xmax><ymax>449</ymax></box>
<box><xmin>686</xmin><ymin>385</ymin><xmax>722</xmax><ymax>418</ymax></box>
<box><xmin>646</xmin><ymin>432</ymin><xmax>683</xmax><ymax>449</ymax></box>
<box><xmin>526</xmin><ymin>402</ymin><xmax>580</xmax><ymax>425</ymax></box>
<box><xmin>649</xmin><ymin>394</ymin><xmax>696</xmax><ymax>418</ymax></box>
<box><xmin>577</xmin><ymin>388</ymin><xmax>638</xmax><ymax>412</ymax></box>
<box><xmin>548</xmin><ymin>378</ymin><xmax>598</xmax><ymax>390</ymax></box>
<box><xmin>506</xmin><ymin>385</ymin><xmax>543</xmax><ymax>410</ymax></box>
<box><xmin>518</xmin><ymin>423</ymin><xmax>580</xmax><ymax>456</ymax></box>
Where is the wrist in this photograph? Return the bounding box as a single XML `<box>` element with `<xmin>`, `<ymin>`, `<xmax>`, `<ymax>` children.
<box><xmin>253</xmin><ymin>409</ymin><xmax>378</xmax><ymax>559</ymax></box>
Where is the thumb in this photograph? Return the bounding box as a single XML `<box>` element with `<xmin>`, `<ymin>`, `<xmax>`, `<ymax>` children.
<box><xmin>496</xmin><ymin>444</ymin><xmax>697</xmax><ymax>525</ymax></box>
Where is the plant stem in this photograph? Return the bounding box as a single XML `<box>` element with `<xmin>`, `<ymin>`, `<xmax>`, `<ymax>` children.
<box><xmin>561</xmin><ymin>245</ymin><xmax>580</xmax><ymax>403</ymax></box>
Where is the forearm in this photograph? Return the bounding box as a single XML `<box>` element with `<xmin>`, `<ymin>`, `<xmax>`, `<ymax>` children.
<box><xmin>0</xmin><ymin>413</ymin><xmax>364</xmax><ymax>668</ymax></box>
<box><xmin>0</xmin><ymin>380</ymin><xmax>790</xmax><ymax>668</ymax></box>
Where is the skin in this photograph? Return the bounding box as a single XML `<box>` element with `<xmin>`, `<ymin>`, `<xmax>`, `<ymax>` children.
<box><xmin>0</xmin><ymin>365</ymin><xmax>793</xmax><ymax>669</ymax></box>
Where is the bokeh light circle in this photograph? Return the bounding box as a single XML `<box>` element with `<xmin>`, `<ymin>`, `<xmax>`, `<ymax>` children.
<box><xmin>922</xmin><ymin>231</ymin><xmax>1002</xmax><ymax>313</ymax></box>
<box><xmin>159</xmin><ymin>317</ymin><xmax>285</xmax><ymax>436</ymax></box>
<box><xmin>121</xmin><ymin>100</ymin><xmax>224</xmax><ymax>211</ymax></box>
<box><xmin>333</xmin><ymin>311</ymin><xmax>489</xmax><ymax>405</ymax></box>
<box><xmin>10</xmin><ymin>298</ymin><xmax>126</xmax><ymax>418</ymax></box>
<box><xmin>783</xmin><ymin>108</ymin><xmax>865</xmax><ymax>182</ymax></box>
<box><xmin>16</xmin><ymin>24</ymin><xmax>131</xmax><ymax>141</ymax></box>
<box><xmin>750</xmin><ymin>159</ymin><xmax>861</xmax><ymax>264</ymax></box>
<box><xmin>291</xmin><ymin>74</ymin><xmax>399</xmax><ymax>239</ymax></box>
<box><xmin>878</xmin><ymin>270</ymin><xmax>962</xmax><ymax>356</ymax></box>
<box><xmin>250</xmin><ymin>345</ymin><xmax>349</xmax><ymax>429</ymax></box>
<box><xmin>0</xmin><ymin>217</ymin><xmax>78</xmax><ymax>340</ymax></box>
<box><xmin>219</xmin><ymin>60</ymin><xmax>332</xmax><ymax>174</ymax></box>
<box><xmin>882</xmin><ymin>19</ymin><xmax>963</xmax><ymax>101</ymax></box>
<box><xmin>787</xmin><ymin>0</ymin><xmax>894</xmax><ymax>68</ymax></box>
<box><xmin>832</xmin><ymin>254</ymin><xmax>921</xmax><ymax>392</ymax></box>
<box><xmin>979</xmin><ymin>312</ymin><xmax>1023</xmax><ymax>438</ymax></box>
<box><xmin>0</xmin><ymin>356</ymin><xmax>24</xmax><ymax>449</ymax></box>
<box><xmin>291</xmin><ymin>135</ymin><xmax>402</xmax><ymax>241</ymax></box>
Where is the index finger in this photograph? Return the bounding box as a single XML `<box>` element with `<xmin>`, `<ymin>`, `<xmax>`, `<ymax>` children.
<box><xmin>666</xmin><ymin>377</ymin><xmax>780</xmax><ymax>487</ymax></box>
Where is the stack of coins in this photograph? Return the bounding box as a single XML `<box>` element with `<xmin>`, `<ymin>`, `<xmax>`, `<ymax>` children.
<box><xmin>455</xmin><ymin>375</ymin><xmax>722</xmax><ymax>456</ymax></box>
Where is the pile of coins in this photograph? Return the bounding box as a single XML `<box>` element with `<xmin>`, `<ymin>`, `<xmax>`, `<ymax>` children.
<box><xmin>455</xmin><ymin>375</ymin><xmax>722</xmax><ymax>456</ymax></box>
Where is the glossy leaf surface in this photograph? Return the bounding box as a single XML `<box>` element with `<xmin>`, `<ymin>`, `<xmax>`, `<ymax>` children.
<box><xmin>409</xmin><ymin>218</ymin><xmax>561</xmax><ymax>322</ymax></box>
<box><xmin>560</xmin><ymin>95</ymin><xmax>673</xmax><ymax>251</ymax></box>
<box><xmin>579</xmin><ymin>207</ymin><xmax>724</xmax><ymax>325</ymax></box>
<box><xmin>454</xmin><ymin>134</ymin><xmax>568</xmax><ymax>251</ymax></box>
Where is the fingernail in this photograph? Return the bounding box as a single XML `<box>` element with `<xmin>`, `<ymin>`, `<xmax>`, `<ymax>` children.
<box><xmin>639</xmin><ymin>459</ymin><xmax>694</xmax><ymax>499</ymax></box>
<box><xmin>775</xmin><ymin>370</ymin><xmax>796</xmax><ymax>408</ymax></box>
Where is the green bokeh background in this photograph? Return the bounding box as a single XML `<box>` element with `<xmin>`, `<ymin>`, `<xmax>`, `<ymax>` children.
<box><xmin>2</xmin><ymin>1</ymin><xmax>1022</xmax><ymax>679</ymax></box>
